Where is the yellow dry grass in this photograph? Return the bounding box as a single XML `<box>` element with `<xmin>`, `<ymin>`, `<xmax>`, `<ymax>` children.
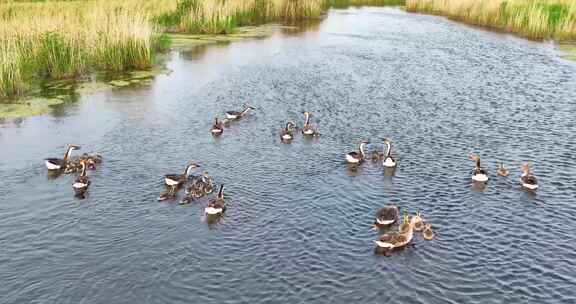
<box><xmin>406</xmin><ymin>0</ymin><xmax>576</xmax><ymax>40</ymax></box>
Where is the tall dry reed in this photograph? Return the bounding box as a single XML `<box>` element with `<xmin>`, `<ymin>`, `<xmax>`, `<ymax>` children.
<box><xmin>406</xmin><ymin>0</ymin><xmax>576</xmax><ymax>40</ymax></box>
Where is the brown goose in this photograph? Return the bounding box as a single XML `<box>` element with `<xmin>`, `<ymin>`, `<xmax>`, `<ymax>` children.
<box><xmin>72</xmin><ymin>160</ymin><xmax>91</xmax><ymax>194</ymax></box>
<box><xmin>164</xmin><ymin>163</ymin><xmax>200</xmax><ymax>188</ymax></box>
<box><xmin>372</xmin><ymin>205</ymin><xmax>399</xmax><ymax>229</ymax></box>
<box><xmin>345</xmin><ymin>140</ymin><xmax>369</xmax><ymax>164</ymax></box>
<box><xmin>45</xmin><ymin>145</ymin><xmax>80</xmax><ymax>170</ymax></box>
<box><xmin>520</xmin><ymin>164</ymin><xmax>538</xmax><ymax>191</ymax></box>
<box><xmin>301</xmin><ymin>112</ymin><xmax>317</xmax><ymax>136</ymax></box>
<box><xmin>280</xmin><ymin>121</ymin><xmax>296</xmax><ymax>141</ymax></box>
<box><xmin>205</xmin><ymin>184</ymin><xmax>225</xmax><ymax>215</ymax></box>
<box><xmin>226</xmin><ymin>106</ymin><xmax>255</xmax><ymax>120</ymax></box>
<box><xmin>211</xmin><ymin>117</ymin><xmax>224</xmax><ymax>135</ymax></box>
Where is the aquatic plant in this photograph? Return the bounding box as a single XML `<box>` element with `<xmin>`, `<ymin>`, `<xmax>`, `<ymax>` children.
<box><xmin>406</xmin><ymin>0</ymin><xmax>576</xmax><ymax>40</ymax></box>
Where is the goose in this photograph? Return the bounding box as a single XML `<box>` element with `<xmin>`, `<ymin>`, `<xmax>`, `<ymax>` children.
<box><xmin>226</xmin><ymin>106</ymin><xmax>255</xmax><ymax>120</ymax></box>
<box><xmin>382</xmin><ymin>138</ymin><xmax>397</xmax><ymax>168</ymax></box>
<box><xmin>164</xmin><ymin>163</ymin><xmax>200</xmax><ymax>188</ymax></box>
<box><xmin>413</xmin><ymin>212</ymin><xmax>425</xmax><ymax>231</ymax></box>
<box><xmin>520</xmin><ymin>164</ymin><xmax>539</xmax><ymax>191</ymax></box>
<box><xmin>469</xmin><ymin>154</ymin><xmax>488</xmax><ymax>182</ymax></box>
<box><xmin>399</xmin><ymin>213</ymin><xmax>410</xmax><ymax>234</ymax></box>
<box><xmin>498</xmin><ymin>161</ymin><xmax>509</xmax><ymax>177</ymax></box>
<box><xmin>205</xmin><ymin>184</ymin><xmax>225</xmax><ymax>215</ymax></box>
<box><xmin>280</xmin><ymin>121</ymin><xmax>296</xmax><ymax>141</ymax></box>
<box><xmin>372</xmin><ymin>205</ymin><xmax>399</xmax><ymax>230</ymax></box>
<box><xmin>422</xmin><ymin>224</ymin><xmax>435</xmax><ymax>240</ymax></box>
<box><xmin>301</xmin><ymin>112</ymin><xmax>317</xmax><ymax>136</ymax></box>
<box><xmin>158</xmin><ymin>186</ymin><xmax>177</xmax><ymax>202</ymax></box>
<box><xmin>345</xmin><ymin>140</ymin><xmax>369</xmax><ymax>164</ymax></box>
<box><xmin>211</xmin><ymin>117</ymin><xmax>224</xmax><ymax>135</ymax></box>
<box><xmin>374</xmin><ymin>215</ymin><xmax>419</xmax><ymax>255</ymax></box>
<box><xmin>45</xmin><ymin>145</ymin><xmax>80</xmax><ymax>170</ymax></box>
<box><xmin>72</xmin><ymin>160</ymin><xmax>91</xmax><ymax>194</ymax></box>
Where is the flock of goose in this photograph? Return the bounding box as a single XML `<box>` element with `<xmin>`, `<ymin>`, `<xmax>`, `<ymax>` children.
<box><xmin>43</xmin><ymin>105</ymin><xmax>541</xmax><ymax>255</ymax></box>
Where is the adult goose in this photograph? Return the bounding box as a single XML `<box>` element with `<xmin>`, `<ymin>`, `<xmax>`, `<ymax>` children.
<box><xmin>520</xmin><ymin>164</ymin><xmax>539</xmax><ymax>191</ymax></box>
<box><xmin>345</xmin><ymin>140</ymin><xmax>369</xmax><ymax>164</ymax></box>
<box><xmin>372</xmin><ymin>205</ymin><xmax>400</xmax><ymax>230</ymax></box>
<box><xmin>469</xmin><ymin>154</ymin><xmax>488</xmax><ymax>182</ymax></box>
<box><xmin>226</xmin><ymin>106</ymin><xmax>255</xmax><ymax>120</ymax></box>
<box><xmin>280</xmin><ymin>121</ymin><xmax>296</xmax><ymax>141</ymax></box>
<box><xmin>205</xmin><ymin>184</ymin><xmax>225</xmax><ymax>215</ymax></box>
<box><xmin>382</xmin><ymin>138</ymin><xmax>397</xmax><ymax>168</ymax></box>
<box><xmin>72</xmin><ymin>160</ymin><xmax>91</xmax><ymax>195</ymax></box>
<box><xmin>45</xmin><ymin>145</ymin><xmax>80</xmax><ymax>170</ymax></box>
<box><xmin>301</xmin><ymin>112</ymin><xmax>317</xmax><ymax>136</ymax></box>
<box><xmin>211</xmin><ymin>117</ymin><xmax>224</xmax><ymax>135</ymax></box>
<box><xmin>164</xmin><ymin>163</ymin><xmax>200</xmax><ymax>188</ymax></box>
<box><xmin>374</xmin><ymin>215</ymin><xmax>419</xmax><ymax>255</ymax></box>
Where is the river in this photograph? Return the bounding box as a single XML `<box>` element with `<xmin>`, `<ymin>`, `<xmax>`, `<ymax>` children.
<box><xmin>1</xmin><ymin>7</ymin><xmax>576</xmax><ymax>304</ymax></box>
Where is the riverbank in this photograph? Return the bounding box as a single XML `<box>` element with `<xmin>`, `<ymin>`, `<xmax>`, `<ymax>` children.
<box><xmin>2</xmin><ymin>0</ymin><xmax>575</xmax><ymax>118</ymax></box>
<box><xmin>0</xmin><ymin>0</ymin><xmax>405</xmax><ymax>103</ymax></box>
<box><xmin>406</xmin><ymin>0</ymin><xmax>576</xmax><ymax>40</ymax></box>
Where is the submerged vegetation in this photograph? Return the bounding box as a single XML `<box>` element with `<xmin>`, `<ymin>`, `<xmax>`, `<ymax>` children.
<box><xmin>406</xmin><ymin>0</ymin><xmax>576</xmax><ymax>40</ymax></box>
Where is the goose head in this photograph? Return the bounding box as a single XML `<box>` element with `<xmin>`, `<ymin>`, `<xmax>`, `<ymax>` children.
<box><xmin>184</xmin><ymin>163</ymin><xmax>201</xmax><ymax>177</ymax></box>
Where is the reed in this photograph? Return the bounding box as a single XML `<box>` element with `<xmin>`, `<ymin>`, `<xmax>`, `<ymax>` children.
<box><xmin>0</xmin><ymin>0</ymin><xmax>173</xmax><ymax>99</ymax></box>
<box><xmin>1</xmin><ymin>0</ymin><xmax>403</xmax><ymax>98</ymax></box>
<box><xmin>406</xmin><ymin>0</ymin><xmax>576</xmax><ymax>40</ymax></box>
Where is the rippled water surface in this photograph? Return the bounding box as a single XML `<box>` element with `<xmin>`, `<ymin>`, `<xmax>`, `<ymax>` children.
<box><xmin>2</xmin><ymin>7</ymin><xmax>576</xmax><ymax>304</ymax></box>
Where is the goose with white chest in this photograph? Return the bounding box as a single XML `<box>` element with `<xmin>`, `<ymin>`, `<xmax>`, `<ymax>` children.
<box><xmin>226</xmin><ymin>106</ymin><xmax>255</xmax><ymax>120</ymax></box>
<box><xmin>346</xmin><ymin>140</ymin><xmax>369</xmax><ymax>164</ymax></box>
<box><xmin>72</xmin><ymin>160</ymin><xmax>91</xmax><ymax>195</ymax></box>
<box><xmin>301</xmin><ymin>112</ymin><xmax>318</xmax><ymax>136</ymax></box>
<box><xmin>382</xmin><ymin>138</ymin><xmax>397</xmax><ymax>168</ymax></box>
<box><xmin>280</xmin><ymin>121</ymin><xmax>296</xmax><ymax>141</ymax></box>
<box><xmin>164</xmin><ymin>163</ymin><xmax>201</xmax><ymax>188</ymax></box>
<box><xmin>45</xmin><ymin>145</ymin><xmax>80</xmax><ymax>170</ymax></box>
<box><xmin>469</xmin><ymin>153</ymin><xmax>488</xmax><ymax>182</ymax></box>
<box><xmin>205</xmin><ymin>184</ymin><xmax>226</xmax><ymax>216</ymax></box>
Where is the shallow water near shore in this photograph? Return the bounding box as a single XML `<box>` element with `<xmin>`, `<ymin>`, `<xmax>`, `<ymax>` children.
<box><xmin>2</xmin><ymin>7</ymin><xmax>576</xmax><ymax>304</ymax></box>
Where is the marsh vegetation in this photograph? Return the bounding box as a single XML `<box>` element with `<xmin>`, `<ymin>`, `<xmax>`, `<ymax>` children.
<box><xmin>407</xmin><ymin>0</ymin><xmax>576</xmax><ymax>40</ymax></box>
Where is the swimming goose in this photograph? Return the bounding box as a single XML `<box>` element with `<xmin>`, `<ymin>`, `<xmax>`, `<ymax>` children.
<box><xmin>374</xmin><ymin>215</ymin><xmax>419</xmax><ymax>255</ymax></box>
<box><xmin>158</xmin><ymin>186</ymin><xmax>177</xmax><ymax>201</ymax></box>
<box><xmin>520</xmin><ymin>164</ymin><xmax>539</xmax><ymax>191</ymax></box>
<box><xmin>45</xmin><ymin>145</ymin><xmax>80</xmax><ymax>170</ymax></box>
<box><xmin>205</xmin><ymin>184</ymin><xmax>225</xmax><ymax>215</ymax></box>
<box><xmin>372</xmin><ymin>205</ymin><xmax>399</xmax><ymax>230</ymax></box>
<box><xmin>422</xmin><ymin>224</ymin><xmax>435</xmax><ymax>240</ymax></box>
<box><xmin>226</xmin><ymin>106</ymin><xmax>255</xmax><ymax>120</ymax></box>
<box><xmin>280</xmin><ymin>121</ymin><xmax>296</xmax><ymax>141</ymax></box>
<box><xmin>399</xmin><ymin>213</ymin><xmax>410</xmax><ymax>234</ymax></box>
<box><xmin>211</xmin><ymin>117</ymin><xmax>224</xmax><ymax>135</ymax></box>
<box><xmin>469</xmin><ymin>154</ymin><xmax>488</xmax><ymax>182</ymax></box>
<box><xmin>345</xmin><ymin>140</ymin><xmax>369</xmax><ymax>164</ymax></box>
<box><xmin>498</xmin><ymin>162</ymin><xmax>509</xmax><ymax>177</ymax></box>
<box><xmin>72</xmin><ymin>160</ymin><xmax>91</xmax><ymax>194</ymax></box>
<box><xmin>413</xmin><ymin>212</ymin><xmax>425</xmax><ymax>231</ymax></box>
<box><xmin>164</xmin><ymin>163</ymin><xmax>200</xmax><ymax>188</ymax></box>
<box><xmin>301</xmin><ymin>112</ymin><xmax>317</xmax><ymax>136</ymax></box>
<box><xmin>382</xmin><ymin>138</ymin><xmax>397</xmax><ymax>168</ymax></box>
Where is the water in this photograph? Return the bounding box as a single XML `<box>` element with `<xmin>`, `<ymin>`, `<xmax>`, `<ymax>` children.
<box><xmin>2</xmin><ymin>7</ymin><xmax>576</xmax><ymax>304</ymax></box>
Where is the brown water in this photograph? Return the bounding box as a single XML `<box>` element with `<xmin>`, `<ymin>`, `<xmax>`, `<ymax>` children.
<box><xmin>2</xmin><ymin>7</ymin><xmax>576</xmax><ymax>304</ymax></box>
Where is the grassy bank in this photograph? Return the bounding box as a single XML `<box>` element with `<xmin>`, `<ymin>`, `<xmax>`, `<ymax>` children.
<box><xmin>406</xmin><ymin>0</ymin><xmax>576</xmax><ymax>40</ymax></box>
<box><xmin>0</xmin><ymin>0</ymin><xmax>177</xmax><ymax>99</ymax></box>
<box><xmin>0</xmin><ymin>0</ymin><xmax>404</xmax><ymax>100</ymax></box>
